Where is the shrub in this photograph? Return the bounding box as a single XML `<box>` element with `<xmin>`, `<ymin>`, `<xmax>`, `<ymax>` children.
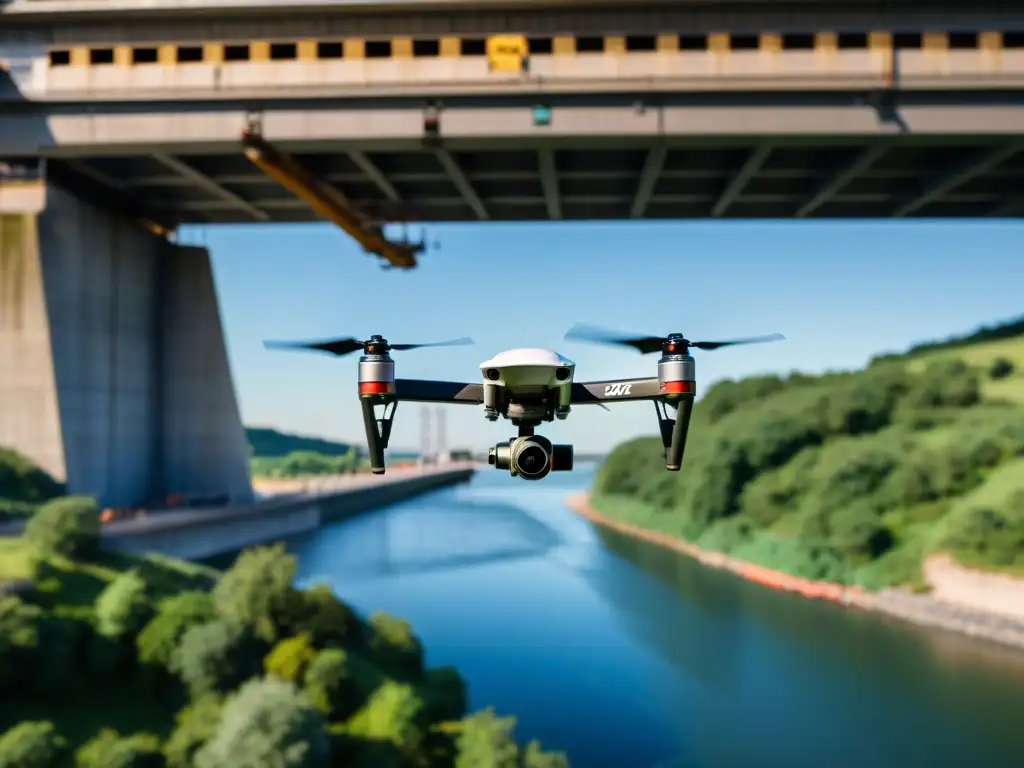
<box><xmin>95</xmin><ymin>569</ymin><xmax>153</xmax><ymax>641</ymax></box>
<box><xmin>303</xmin><ymin>649</ymin><xmax>381</xmax><ymax>721</ymax></box>
<box><xmin>163</xmin><ymin>696</ymin><xmax>223</xmax><ymax>768</ymax></box>
<box><xmin>265</xmin><ymin>633</ymin><xmax>316</xmax><ymax>683</ymax></box>
<box><xmin>171</xmin><ymin>619</ymin><xmax>262</xmax><ymax>698</ymax></box>
<box><xmin>194</xmin><ymin>677</ymin><xmax>330</xmax><ymax>768</ymax></box>
<box><xmin>939</xmin><ymin>496</ymin><xmax>1024</xmax><ymax>567</ymax></box>
<box><xmin>278</xmin><ymin>584</ymin><xmax>362</xmax><ymax>649</ymax></box>
<box><xmin>0</xmin><ymin>596</ymin><xmax>41</xmax><ymax>686</ymax></box>
<box><xmin>212</xmin><ymin>545</ymin><xmax>295</xmax><ymax>643</ymax></box>
<box><xmin>137</xmin><ymin>591</ymin><xmax>216</xmax><ymax>670</ymax></box>
<box><xmin>366</xmin><ymin>612</ymin><xmax>423</xmax><ymax>680</ymax></box>
<box><xmin>75</xmin><ymin>730</ymin><xmax>164</xmax><ymax>768</ymax></box>
<box><xmin>0</xmin><ymin>721</ymin><xmax>69</xmax><ymax>768</ymax></box>
<box><xmin>989</xmin><ymin>357</ymin><xmax>1015</xmax><ymax>380</ymax></box>
<box><xmin>418</xmin><ymin>667</ymin><xmax>468</xmax><ymax>724</ymax></box>
<box><xmin>23</xmin><ymin>496</ymin><xmax>100</xmax><ymax>559</ymax></box>
<box><xmin>905</xmin><ymin>360</ymin><xmax>980</xmax><ymax>409</ymax></box>
<box><xmin>345</xmin><ymin>681</ymin><xmax>424</xmax><ymax>759</ymax></box>
<box><xmin>454</xmin><ymin>708</ymin><xmax>568</xmax><ymax>768</ymax></box>
<box><xmin>0</xmin><ymin>448</ymin><xmax>63</xmax><ymax>503</ymax></box>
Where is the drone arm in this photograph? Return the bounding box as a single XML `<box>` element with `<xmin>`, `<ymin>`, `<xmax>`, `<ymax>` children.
<box><xmin>393</xmin><ymin>379</ymin><xmax>485</xmax><ymax>404</ymax></box>
<box><xmin>569</xmin><ymin>377</ymin><xmax>663</xmax><ymax>404</ymax></box>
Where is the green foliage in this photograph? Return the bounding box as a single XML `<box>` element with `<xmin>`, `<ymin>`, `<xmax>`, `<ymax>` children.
<box><xmin>265</xmin><ymin>634</ymin><xmax>316</xmax><ymax>683</ymax></box>
<box><xmin>170</xmin><ymin>620</ymin><xmax>262</xmax><ymax>698</ymax></box>
<box><xmin>0</xmin><ymin>721</ymin><xmax>69</xmax><ymax>768</ymax></box>
<box><xmin>75</xmin><ymin>730</ymin><xmax>164</xmax><ymax>768</ymax></box>
<box><xmin>193</xmin><ymin>677</ymin><xmax>330</xmax><ymax>768</ymax></box>
<box><xmin>454</xmin><ymin>708</ymin><xmax>567</xmax><ymax>768</ymax></box>
<box><xmin>251</xmin><ymin>450</ymin><xmax>360</xmax><ymax>479</ymax></box>
<box><xmin>366</xmin><ymin>612</ymin><xmax>423</xmax><ymax>680</ymax></box>
<box><xmin>162</xmin><ymin>697</ymin><xmax>222</xmax><ymax>768</ymax></box>
<box><xmin>137</xmin><ymin>591</ymin><xmax>216</xmax><ymax>670</ymax></box>
<box><xmin>0</xmin><ymin>597</ymin><xmax>40</xmax><ymax>685</ymax></box>
<box><xmin>24</xmin><ymin>496</ymin><xmax>100</xmax><ymax>560</ymax></box>
<box><xmin>0</xmin><ymin>448</ymin><xmax>63</xmax><ymax>504</ymax></box>
<box><xmin>211</xmin><ymin>545</ymin><xmax>295</xmax><ymax>644</ymax></box>
<box><xmin>278</xmin><ymin>584</ymin><xmax>362</xmax><ymax>649</ymax></box>
<box><xmin>592</xmin><ymin>326</ymin><xmax>1024</xmax><ymax>590</ymax></box>
<box><xmin>303</xmin><ymin>649</ymin><xmax>381</xmax><ymax>722</ymax></box>
<box><xmin>344</xmin><ymin>681</ymin><xmax>424</xmax><ymax>759</ymax></box>
<box><xmin>95</xmin><ymin>570</ymin><xmax>153</xmax><ymax>641</ymax></box>
<box><xmin>938</xmin><ymin>492</ymin><xmax>1024</xmax><ymax>568</ymax></box>
<box><xmin>246</xmin><ymin>428</ymin><xmax>352</xmax><ymax>459</ymax></box>
<box><xmin>989</xmin><ymin>357</ymin><xmax>1015</xmax><ymax>380</ymax></box>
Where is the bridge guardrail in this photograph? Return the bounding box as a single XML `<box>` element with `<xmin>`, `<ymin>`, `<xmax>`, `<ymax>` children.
<box><xmin>18</xmin><ymin>48</ymin><xmax>1024</xmax><ymax>100</ymax></box>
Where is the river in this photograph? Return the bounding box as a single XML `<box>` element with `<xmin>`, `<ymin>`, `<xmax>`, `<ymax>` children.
<box><xmin>286</xmin><ymin>465</ymin><xmax>1024</xmax><ymax>768</ymax></box>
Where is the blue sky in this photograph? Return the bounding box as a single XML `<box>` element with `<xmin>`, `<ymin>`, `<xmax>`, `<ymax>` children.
<box><xmin>180</xmin><ymin>221</ymin><xmax>1023</xmax><ymax>453</ymax></box>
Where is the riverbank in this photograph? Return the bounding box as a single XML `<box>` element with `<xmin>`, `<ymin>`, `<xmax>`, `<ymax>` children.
<box><xmin>565</xmin><ymin>493</ymin><xmax>1024</xmax><ymax>652</ymax></box>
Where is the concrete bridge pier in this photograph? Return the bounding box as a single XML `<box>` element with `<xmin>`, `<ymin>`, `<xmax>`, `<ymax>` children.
<box><xmin>0</xmin><ymin>179</ymin><xmax>253</xmax><ymax>508</ymax></box>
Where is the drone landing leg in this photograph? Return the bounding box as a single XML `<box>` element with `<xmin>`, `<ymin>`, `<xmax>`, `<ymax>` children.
<box><xmin>654</xmin><ymin>396</ymin><xmax>694</xmax><ymax>471</ymax></box>
<box><xmin>361</xmin><ymin>399</ymin><xmax>397</xmax><ymax>475</ymax></box>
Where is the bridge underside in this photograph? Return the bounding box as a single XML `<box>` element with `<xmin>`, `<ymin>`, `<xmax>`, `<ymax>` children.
<box><xmin>46</xmin><ymin>137</ymin><xmax>1024</xmax><ymax>224</ymax></box>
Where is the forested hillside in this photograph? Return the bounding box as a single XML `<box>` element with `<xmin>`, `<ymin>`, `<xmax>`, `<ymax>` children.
<box><xmin>592</xmin><ymin>319</ymin><xmax>1024</xmax><ymax>591</ymax></box>
<box><xmin>0</xmin><ymin>499</ymin><xmax>567</xmax><ymax>766</ymax></box>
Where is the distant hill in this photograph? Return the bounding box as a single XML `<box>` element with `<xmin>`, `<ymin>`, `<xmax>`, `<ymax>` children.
<box><xmin>245</xmin><ymin>427</ymin><xmax>419</xmax><ymax>460</ymax></box>
<box><xmin>592</xmin><ymin>312</ymin><xmax>1024</xmax><ymax>591</ymax></box>
<box><xmin>873</xmin><ymin>314</ymin><xmax>1024</xmax><ymax>364</ymax></box>
<box><xmin>246</xmin><ymin>427</ymin><xmax>353</xmax><ymax>458</ymax></box>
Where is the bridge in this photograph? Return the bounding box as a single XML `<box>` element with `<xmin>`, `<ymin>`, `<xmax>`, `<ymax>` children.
<box><xmin>1</xmin><ymin>0</ymin><xmax>1023</xmax><ymax>507</ymax></box>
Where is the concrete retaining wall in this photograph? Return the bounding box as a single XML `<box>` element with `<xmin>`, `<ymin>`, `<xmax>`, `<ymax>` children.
<box><xmin>103</xmin><ymin>465</ymin><xmax>474</xmax><ymax>560</ymax></box>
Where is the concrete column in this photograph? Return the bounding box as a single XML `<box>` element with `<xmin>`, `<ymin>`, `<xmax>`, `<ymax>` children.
<box><xmin>160</xmin><ymin>245</ymin><xmax>254</xmax><ymax>505</ymax></box>
<box><xmin>0</xmin><ymin>183</ymin><xmax>253</xmax><ymax>508</ymax></box>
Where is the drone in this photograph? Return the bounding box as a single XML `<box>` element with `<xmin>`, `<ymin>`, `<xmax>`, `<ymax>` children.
<box><xmin>264</xmin><ymin>325</ymin><xmax>784</xmax><ymax>481</ymax></box>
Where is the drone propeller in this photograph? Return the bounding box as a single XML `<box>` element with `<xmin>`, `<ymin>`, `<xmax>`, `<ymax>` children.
<box><xmin>564</xmin><ymin>323</ymin><xmax>784</xmax><ymax>355</ymax></box>
<box><xmin>263</xmin><ymin>335</ymin><xmax>474</xmax><ymax>358</ymax></box>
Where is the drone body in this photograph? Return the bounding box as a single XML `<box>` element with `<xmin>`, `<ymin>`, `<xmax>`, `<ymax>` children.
<box><xmin>266</xmin><ymin>327</ymin><xmax>784</xmax><ymax>482</ymax></box>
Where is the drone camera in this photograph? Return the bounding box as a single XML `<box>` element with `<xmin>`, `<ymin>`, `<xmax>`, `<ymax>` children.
<box><xmin>555</xmin><ymin>367</ymin><xmax>571</xmax><ymax>381</ymax></box>
<box><xmin>489</xmin><ymin>435</ymin><xmax>573</xmax><ymax>481</ymax></box>
<box><xmin>485</xmin><ymin>368</ymin><xmax>501</xmax><ymax>381</ymax></box>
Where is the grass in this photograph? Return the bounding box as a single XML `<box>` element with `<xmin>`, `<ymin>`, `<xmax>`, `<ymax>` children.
<box><xmin>909</xmin><ymin>335</ymin><xmax>1024</xmax><ymax>404</ymax></box>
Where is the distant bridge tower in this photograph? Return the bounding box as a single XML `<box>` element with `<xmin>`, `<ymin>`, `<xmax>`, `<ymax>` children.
<box><xmin>420</xmin><ymin>406</ymin><xmax>433</xmax><ymax>466</ymax></box>
<box><xmin>436</xmin><ymin>407</ymin><xmax>448</xmax><ymax>464</ymax></box>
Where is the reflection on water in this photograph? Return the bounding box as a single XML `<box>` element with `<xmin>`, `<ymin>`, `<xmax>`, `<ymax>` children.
<box><xmin>285</xmin><ymin>468</ymin><xmax>1024</xmax><ymax>768</ymax></box>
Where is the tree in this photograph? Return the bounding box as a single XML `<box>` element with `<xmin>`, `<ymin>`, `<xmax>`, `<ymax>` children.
<box><xmin>454</xmin><ymin>709</ymin><xmax>521</xmax><ymax>768</ymax></box>
<box><xmin>75</xmin><ymin>730</ymin><xmax>164</xmax><ymax>768</ymax></box>
<box><xmin>366</xmin><ymin>612</ymin><xmax>423</xmax><ymax>680</ymax></box>
<box><xmin>171</xmin><ymin>619</ymin><xmax>262</xmax><ymax>698</ymax></box>
<box><xmin>0</xmin><ymin>596</ymin><xmax>40</xmax><ymax>687</ymax></box>
<box><xmin>0</xmin><ymin>447</ymin><xmax>63</xmax><ymax>503</ymax></box>
<box><xmin>212</xmin><ymin>545</ymin><xmax>296</xmax><ymax>643</ymax></box>
<box><xmin>95</xmin><ymin>569</ymin><xmax>153</xmax><ymax>641</ymax></box>
<box><xmin>23</xmin><ymin>496</ymin><xmax>100</xmax><ymax>559</ymax></box>
<box><xmin>344</xmin><ymin>681</ymin><xmax>424</xmax><ymax>760</ymax></box>
<box><xmin>163</xmin><ymin>696</ymin><xmax>222</xmax><ymax>768</ymax></box>
<box><xmin>193</xmin><ymin>677</ymin><xmax>330</xmax><ymax>768</ymax></box>
<box><xmin>137</xmin><ymin>591</ymin><xmax>216</xmax><ymax>670</ymax></box>
<box><xmin>0</xmin><ymin>721</ymin><xmax>70</xmax><ymax>768</ymax></box>
<box><xmin>303</xmin><ymin>649</ymin><xmax>380</xmax><ymax>721</ymax></box>
<box><xmin>989</xmin><ymin>357</ymin><xmax>1015</xmax><ymax>380</ymax></box>
<box><xmin>278</xmin><ymin>584</ymin><xmax>362</xmax><ymax>649</ymax></box>
<box><xmin>265</xmin><ymin>634</ymin><xmax>317</xmax><ymax>683</ymax></box>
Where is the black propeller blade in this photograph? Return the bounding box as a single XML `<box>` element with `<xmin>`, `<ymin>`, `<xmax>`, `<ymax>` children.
<box><xmin>263</xmin><ymin>336</ymin><xmax>474</xmax><ymax>358</ymax></box>
<box><xmin>564</xmin><ymin>323</ymin><xmax>784</xmax><ymax>355</ymax></box>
